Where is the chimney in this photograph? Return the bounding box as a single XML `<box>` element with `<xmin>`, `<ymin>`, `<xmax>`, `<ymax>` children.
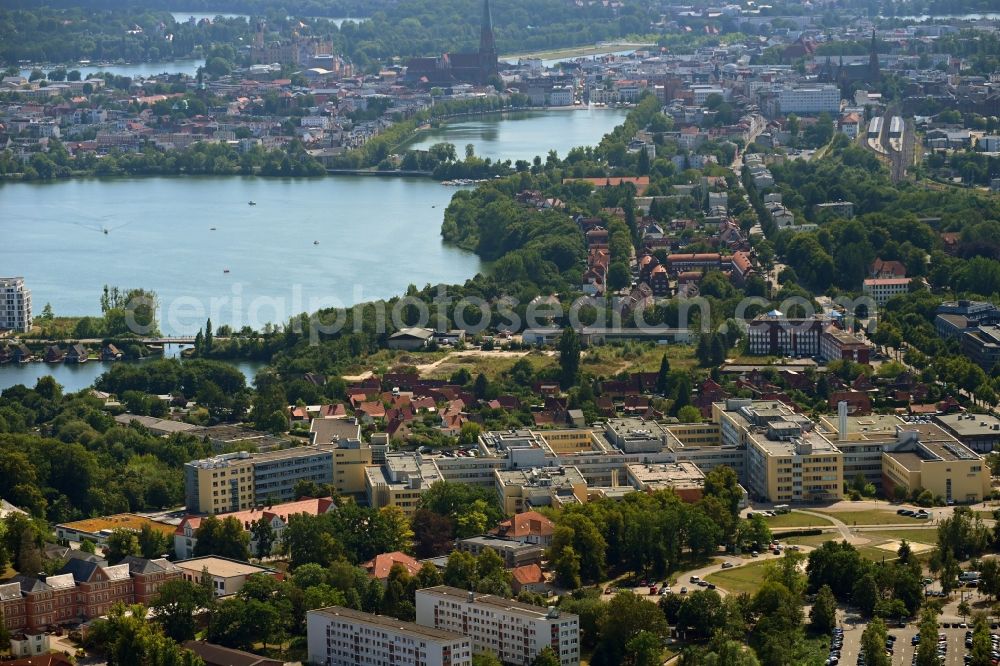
<box><xmin>37</xmin><ymin>572</ymin><xmax>47</xmax><ymax>582</ymax></box>
<box><xmin>467</xmin><ymin>590</ymin><xmax>475</xmax><ymax>602</ymax></box>
<box><xmin>838</xmin><ymin>401</ymin><xmax>848</xmax><ymax>441</ymax></box>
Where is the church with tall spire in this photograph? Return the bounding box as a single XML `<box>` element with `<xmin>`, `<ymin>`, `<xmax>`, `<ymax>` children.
<box><xmin>819</xmin><ymin>30</ymin><xmax>881</xmax><ymax>92</ymax></box>
<box><xmin>478</xmin><ymin>0</ymin><xmax>499</xmax><ymax>83</ymax></box>
<box><xmin>405</xmin><ymin>0</ymin><xmax>500</xmax><ymax>86</ymax></box>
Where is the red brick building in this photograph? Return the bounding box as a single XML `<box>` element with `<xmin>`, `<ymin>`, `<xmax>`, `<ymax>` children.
<box><xmin>0</xmin><ymin>557</ymin><xmax>180</xmax><ymax>633</ymax></box>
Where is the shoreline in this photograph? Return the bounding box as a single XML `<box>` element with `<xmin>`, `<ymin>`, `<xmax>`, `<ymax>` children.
<box><xmin>500</xmin><ymin>42</ymin><xmax>654</xmax><ymax>62</ymax></box>
<box><xmin>0</xmin><ymin>106</ymin><xmax>630</xmax><ymax>184</ymax></box>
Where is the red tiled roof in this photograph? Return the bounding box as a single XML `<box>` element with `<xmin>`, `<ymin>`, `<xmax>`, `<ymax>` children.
<box><xmin>512</xmin><ymin>563</ymin><xmax>545</xmax><ymax>586</ymax></box>
<box><xmin>363</xmin><ymin>551</ymin><xmax>420</xmax><ymax>580</ymax></box>
<box><xmin>174</xmin><ymin>497</ymin><xmax>334</xmax><ymax>535</ymax></box>
<box><xmin>496</xmin><ymin>511</ymin><xmax>554</xmax><ymax>539</ymax></box>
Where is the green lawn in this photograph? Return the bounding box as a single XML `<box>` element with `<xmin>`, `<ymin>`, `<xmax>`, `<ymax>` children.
<box><xmin>580</xmin><ymin>343</ymin><xmax>697</xmax><ymax>377</ymax></box>
<box><xmin>862</xmin><ymin>528</ymin><xmax>938</xmax><ymax>545</ymax></box>
<box><xmin>764</xmin><ymin>511</ymin><xmax>834</xmax><ymax>528</ymax></box>
<box><xmin>815</xmin><ymin>509</ymin><xmax>923</xmax><ymax>526</ymax></box>
<box><xmin>781</xmin><ymin>532</ymin><xmax>845</xmax><ymax>548</ymax></box>
<box><xmin>705</xmin><ymin>561</ymin><xmax>770</xmax><ymax>596</ymax></box>
<box><xmin>857</xmin><ymin>545</ymin><xmax>899</xmax><ymax>562</ymax></box>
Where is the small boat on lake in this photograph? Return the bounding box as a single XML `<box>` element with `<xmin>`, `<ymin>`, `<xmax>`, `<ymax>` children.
<box><xmin>248</xmin><ymin>201</ymin><xmax>257</xmax><ymax>206</ymax></box>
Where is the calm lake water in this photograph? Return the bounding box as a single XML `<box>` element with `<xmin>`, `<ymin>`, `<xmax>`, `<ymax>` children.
<box><xmin>20</xmin><ymin>60</ymin><xmax>207</xmax><ymax>80</ymax></box>
<box><xmin>169</xmin><ymin>11</ymin><xmax>365</xmax><ymax>25</ymax></box>
<box><xmin>500</xmin><ymin>49</ymin><xmax>637</xmax><ymax>68</ymax></box>
<box><xmin>0</xmin><ymin>109</ymin><xmax>626</xmax><ymax>340</ymax></box>
<box><xmin>403</xmin><ymin>108</ymin><xmax>628</xmax><ymax>163</ymax></box>
<box><xmin>0</xmin><ymin>345</ymin><xmax>264</xmax><ymax>394</ymax></box>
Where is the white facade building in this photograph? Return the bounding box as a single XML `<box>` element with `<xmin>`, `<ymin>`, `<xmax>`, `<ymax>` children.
<box><xmin>775</xmin><ymin>84</ymin><xmax>840</xmax><ymax>114</ymax></box>
<box><xmin>863</xmin><ymin>278</ymin><xmax>910</xmax><ymax>306</ymax></box>
<box><xmin>0</xmin><ymin>277</ymin><xmax>32</xmax><ymax>332</ymax></box>
<box><xmin>415</xmin><ymin>586</ymin><xmax>579</xmax><ymax>666</ymax></box>
<box><xmin>307</xmin><ymin>606</ymin><xmax>472</xmax><ymax>666</ymax></box>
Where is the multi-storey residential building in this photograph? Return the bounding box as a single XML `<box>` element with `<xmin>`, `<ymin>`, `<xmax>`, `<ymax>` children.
<box><xmin>173</xmin><ymin>496</ymin><xmax>336</xmax><ymax>559</ymax></box>
<box><xmin>184</xmin><ymin>444</ymin><xmax>336</xmax><ymax>514</ymax></box>
<box><xmin>0</xmin><ymin>277</ymin><xmax>32</xmax><ymax>332</ymax></box>
<box><xmin>714</xmin><ymin>399</ymin><xmax>843</xmax><ymax>503</ymax></box>
<box><xmin>415</xmin><ymin>586</ymin><xmax>579</xmax><ymax>666</ymax></box>
<box><xmin>0</xmin><ymin>557</ymin><xmax>180</xmax><ymax>633</ymax></box>
<box><xmin>862</xmin><ymin>277</ymin><xmax>910</xmax><ymax>306</ymax></box>
<box><xmin>747</xmin><ymin>311</ymin><xmax>826</xmax><ymax>357</ymax></box>
<box><xmin>307</xmin><ymin>606</ymin><xmax>472</xmax><ymax>666</ymax></box>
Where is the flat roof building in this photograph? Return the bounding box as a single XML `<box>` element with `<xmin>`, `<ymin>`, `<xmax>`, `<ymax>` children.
<box><xmin>415</xmin><ymin>586</ymin><xmax>579</xmax><ymax>666</ymax></box>
<box><xmin>882</xmin><ymin>427</ymin><xmax>990</xmax><ymax>503</ymax></box>
<box><xmin>961</xmin><ymin>325</ymin><xmax>1000</xmax><ymax>370</ymax></box>
<box><xmin>184</xmin><ymin>444</ymin><xmax>336</xmax><ymax>514</ymax></box>
<box><xmin>933</xmin><ymin>412</ymin><xmax>1000</xmax><ymax>453</ymax></box>
<box><xmin>174</xmin><ymin>556</ymin><xmax>278</xmax><ymax>597</ymax></box>
<box><xmin>602</xmin><ymin>418</ymin><xmax>668</xmax><ymax>453</ymax></box>
<box><xmin>494</xmin><ymin>466</ymin><xmax>588</xmax><ymax>514</ymax></box>
<box><xmin>55</xmin><ymin>513</ymin><xmax>175</xmax><ymax>546</ymax></box>
<box><xmin>714</xmin><ymin>399</ymin><xmax>843</xmax><ymax>503</ymax></box>
<box><xmin>456</xmin><ymin>535</ymin><xmax>545</xmax><ymax>568</ymax></box>
<box><xmin>625</xmin><ymin>461</ymin><xmax>706</xmax><ymax>501</ymax></box>
<box><xmin>0</xmin><ymin>277</ymin><xmax>32</xmax><ymax>333</ymax></box>
<box><xmin>307</xmin><ymin>605</ymin><xmax>471</xmax><ymax>666</ymax></box>
<box><xmin>365</xmin><ymin>454</ymin><xmax>442</xmax><ymax>515</ymax></box>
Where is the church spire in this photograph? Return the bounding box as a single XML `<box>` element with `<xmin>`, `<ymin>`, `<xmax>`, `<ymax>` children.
<box><xmin>868</xmin><ymin>28</ymin><xmax>880</xmax><ymax>82</ymax></box>
<box><xmin>479</xmin><ymin>0</ymin><xmax>499</xmax><ymax>83</ymax></box>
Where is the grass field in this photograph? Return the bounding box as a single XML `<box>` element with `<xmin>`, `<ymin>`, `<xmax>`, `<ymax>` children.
<box><xmin>579</xmin><ymin>343</ymin><xmax>697</xmax><ymax>378</ymax></box>
<box><xmin>782</xmin><ymin>532</ymin><xmax>844</xmax><ymax>548</ymax></box>
<box><xmin>423</xmin><ymin>350</ymin><xmax>555</xmax><ymax>380</ymax></box>
<box><xmin>863</xmin><ymin>528</ymin><xmax>938</xmax><ymax>545</ymax></box>
<box><xmin>815</xmin><ymin>509</ymin><xmax>924</xmax><ymax>526</ymax></box>
<box><xmin>705</xmin><ymin>561</ymin><xmax>770</xmax><ymax>595</ymax></box>
<box><xmin>765</xmin><ymin>512</ymin><xmax>834</xmax><ymax>528</ymax></box>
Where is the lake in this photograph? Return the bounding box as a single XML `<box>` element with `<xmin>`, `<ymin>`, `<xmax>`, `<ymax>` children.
<box><xmin>0</xmin><ymin>109</ymin><xmax>627</xmax><ymax>340</ymax></box>
<box><xmin>20</xmin><ymin>60</ymin><xmax>207</xmax><ymax>80</ymax></box>
<box><xmin>403</xmin><ymin>107</ymin><xmax>628</xmax><ymax>163</ymax></box>
<box><xmin>170</xmin><ymin>11</ymin><xmax>366</xmax><ymax>25</ymax></box>
<box><xmin>500</xmin><ymin>49</ymin><xmax>637</xmax><ymax>68</ymax></box>
<box><xmin>880</xmin><ymin>12</ymin><xmax>1000</xmax><ymax>20</ymax></box>
<box><xmin>0</xmin><ymin>345</ymin><xmax>265</xmax><ymax>394</ymax></box>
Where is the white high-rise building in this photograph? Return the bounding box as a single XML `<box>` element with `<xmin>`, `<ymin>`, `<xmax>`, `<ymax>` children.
<box><xmin>307</xmin><ymin>606</ymin><xmax>472</xmax><ymax>666</ymax></box>
<box><xmin>775</xmin><ymin>84</ymin><xmax>841</xmax><ymax>114</ymax></box>
<box><xmin>415</xmin><ymin>586</ymin><xmax>580</xmax><ymax>666</ymax></box>
<box><xmin>0</xmin><ymin>277</ymin><xmax>32</xmax><ymax>333</ymax></box>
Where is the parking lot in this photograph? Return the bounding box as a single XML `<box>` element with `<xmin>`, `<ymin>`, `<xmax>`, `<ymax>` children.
<box><xmin>834</xmin><ymin>621</ymin><xmax>976</xmax><ymax>666</ymax></box>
